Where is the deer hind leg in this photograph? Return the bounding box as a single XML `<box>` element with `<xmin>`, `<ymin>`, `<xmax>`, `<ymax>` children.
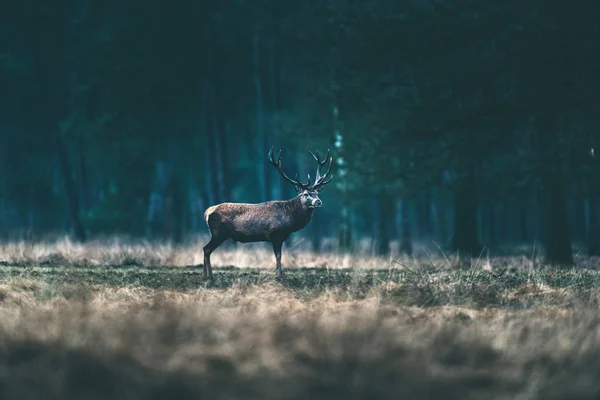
<box><xmin>203</xmin><ymin>231</ymin><xmax>228</xmax><ymax>280</ymax></box>
<box><xmin>272</xmin><ymin>240</ymin><xmax>284</xmax><ymax>280</ymax></box>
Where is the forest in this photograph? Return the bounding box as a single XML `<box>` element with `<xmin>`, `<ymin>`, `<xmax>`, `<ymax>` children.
<box><xmin>3</xmin><ymin>2</ymin><xmax>600</xmax><ymax>399</ymax></box>
<box><xmin>2</xmin><ymin>1</ymin><xmax>600</xmax><ymax>266</ymax></box>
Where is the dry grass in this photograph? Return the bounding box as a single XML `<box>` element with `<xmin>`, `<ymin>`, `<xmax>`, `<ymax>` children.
<box><xmin>2</xmin><ymin>235</ymin><xmax>594</xmax><ymax>271</ymax></box>
<box><xmin>1</xmin><ymin>238</ymin><xmax>600</xmax><ymax>398</ymax></box>
<box><xmin>0</xmin><ymin>278</ymin><xmax>599</xmax><ymax>399</ymax></box>
<box><xmin>0</xmin><ymin>235</ymin><xmax>390</xmax><ymax>269</ymax></box>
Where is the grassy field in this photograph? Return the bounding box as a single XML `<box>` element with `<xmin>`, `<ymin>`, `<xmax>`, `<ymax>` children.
<box><xmin>1</xmin><ymin>237</ymin><xmax>600</xmax><ymax>399</ymax></box>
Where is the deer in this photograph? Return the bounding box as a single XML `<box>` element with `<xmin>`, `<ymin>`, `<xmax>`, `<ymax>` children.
<box><xmin>202</xmin><ymin>147</ymin><xmax>333</xmax><ymax>280</ymax></box>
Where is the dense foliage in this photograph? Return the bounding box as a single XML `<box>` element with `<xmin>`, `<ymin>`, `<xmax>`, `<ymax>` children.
<box><xmin>1</xmin><ymin>0</ymin><xmax>599</xmax><ymax>265</ymax></box>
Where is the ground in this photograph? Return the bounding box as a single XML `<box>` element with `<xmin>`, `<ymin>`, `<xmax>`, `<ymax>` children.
<box><xmin>0</xmin><ymin>236</ymin><xmax>600</xmax><ymax>399</ymax></box>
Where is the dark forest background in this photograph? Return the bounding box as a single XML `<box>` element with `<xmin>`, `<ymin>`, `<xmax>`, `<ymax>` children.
<box><xmin>1</xmin><ymin>0</ymin><xmax>599</xmax><ymax>266</ymax></box>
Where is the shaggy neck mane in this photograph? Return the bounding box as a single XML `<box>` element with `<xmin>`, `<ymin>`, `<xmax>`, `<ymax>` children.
<box><xmin>282</xmin><ymin>195</ymin><xmax>314</xmax><ymax>228</ymax></box>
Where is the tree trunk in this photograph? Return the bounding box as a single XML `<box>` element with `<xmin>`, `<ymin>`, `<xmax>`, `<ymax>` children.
<box><xmin>203</xmin><ymin>139</ymin><xmax>215</xmax><ymax>207</ymax></box>
<box><xmin>216</xmin><ymin>100</ymin><xmax>230</xmax><ymax>202</ymax></box>
<box><xmin>338</xmin><ymin>204</ymin><xmax>352</xmax><ymax>252</ymax></box>
<box><xmin>434</xmin><ymin>187</ymin><xmax>449</xmax><ymax>245</ymax></box>
<box><xmin>253</xmin><ymin>33</ymin><xmax>269</xmax><ymax>202</ymax></box>
<box><xmin>375</xmin><ymin>191</ymin><xmax>394</xmax><ymax>256</ymax></box>
<box><xmin>333</xmin><ymin>108</ymin><xmax>352</xmax><ymax>252</ymax></box>
<box><xmin>311</xmin><ymin>214</ymin><xmax>322</xmax><ymax>252</ymax></box>
<box><xmin>430</xmin><ymin>194</ymin><xmax>440</xmax><ymax>241</ymax></box>
<box><xmin>56</xmin><ymin>133</ymin><xmax>86</xmax><ymax>242</ymax></box>
<box><xmin>519</xmin><ymin>197</ymin><xmax>528</xmax><ymax>243</ymax></box>
<box><xmin>203</xmin><ymin>27</ymin><xmax>225</xmax><ymax>205</ymax></box>
<box><xmin>537</xmin><ymin>114</ymin><xmax>574</xmax><ymax>267</ymax></box>
<box><xmin>418</xmin><ymin>188</ymin><xmax>433</xmax><ymax>238</ymax></box>
<box><xmin>79</xmin><ymin>134</ymin><xmax>89</xmax><ymax>215</ymax></box>
<box><xmin>488</xmin><ymin>203</ymin><xmax>496</xmax><ymax>247</ymax></box>
<box><xmin>398</xmin><ymin>199</ymin><xmax>413</xmax><ymax>256</ymax></box>
<box><xmin>268</xmin><ymin>37</ymin><xmax>282</xmax><ymax>200</ymax></box>
<box><xmin>574</xmin><ymin>190</ymin><xmax>586</xmax><ymax>243</ymax></box>
<box><xmin>147</xmin><ymin>161</ymin><xmax>167</xmax><ymax>240</ymax></box>
<box><xmin>452</xmin><ymin>166</ymin><xmax>481</xmax><ymax>257</ymax></box>
<box><xmin>588</xmin><ymin>192</ymin><xmax>600</xmax><ymax>256</ymax></box>
<box><xmin>540</xmin><ymin>172</ymin><xmax>573</xmax><ymax>265</ymax></box>
<box><xmin>166</xmin><ymin>174</ymin><xmax>183</xmax><ymax>243</ymax></box>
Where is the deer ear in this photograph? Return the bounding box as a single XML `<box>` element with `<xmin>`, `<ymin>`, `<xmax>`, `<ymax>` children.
<box><xmin>294</xmin><ymin>185</ymin><xmax>302</xmax><ymax>193</ymax></box>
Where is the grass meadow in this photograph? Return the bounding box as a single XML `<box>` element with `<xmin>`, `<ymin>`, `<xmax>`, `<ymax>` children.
<box><xmin>1</xmin><ymin>236</ymin><xmax>600</xmax><ymax>399</ymax></box>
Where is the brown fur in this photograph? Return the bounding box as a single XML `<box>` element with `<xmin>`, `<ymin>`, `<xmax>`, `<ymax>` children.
<box><xmin>205</xmin><ymin>197</ymin><xmax>313</xmax><ymax>243</ymax></box>
<box><xmin>202</xmin><ymin>195</ymin><xmax>315</xmax><ymax>280</ymax></box>
<box><xmin>203</xmin><ymin>148</ymin><xmax>333</xmax><ymax>281</ymax></box>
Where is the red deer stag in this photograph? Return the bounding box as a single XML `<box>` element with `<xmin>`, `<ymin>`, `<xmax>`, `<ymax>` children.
<box><xmin>202</xmin><ymin>147</ymin><xmax>333</xmax><ymax>280</ymax></box>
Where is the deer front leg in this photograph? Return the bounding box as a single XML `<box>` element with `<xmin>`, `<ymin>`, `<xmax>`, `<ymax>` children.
<box><xmin>272</xmin><ymin>240</ymin><xmax>284</xmax><ymax>280</ymax></box>
<box><xmin>203</xmin><ymin>234</ymin><xmax>227</xmax><ymax>280</ymax></box>
<box><xmin>203</xmin><ymin>249</ymin><xmax>213</xmax><ymax>281</ymax></box>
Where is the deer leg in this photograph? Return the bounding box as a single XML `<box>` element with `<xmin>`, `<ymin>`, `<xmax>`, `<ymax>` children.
<box><xmin>272</xmin><ymin>240</ymin><xmax>284</xmax><ymax>280</ymax></box>
<box><xmin>203</xmin><ymin>233</ymin><xmax>228</xmax><ymax>280</ymax></box>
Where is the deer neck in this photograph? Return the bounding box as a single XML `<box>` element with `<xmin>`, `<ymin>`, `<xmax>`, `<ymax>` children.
<box><xmin>287</xmin><ymin>195</ymin><xmax>314</xmax><ymax>230</ymax></box>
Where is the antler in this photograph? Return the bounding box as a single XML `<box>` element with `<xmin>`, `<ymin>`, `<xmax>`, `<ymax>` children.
<box><xmin>309</xmin><ymin>149</ymin><xmax>333</xmax><ymax>191</ymax></box>
<box><xmin>268</xmin><ymin>147</ymin><xmax>311</xmax><ymax>190</ymax></box>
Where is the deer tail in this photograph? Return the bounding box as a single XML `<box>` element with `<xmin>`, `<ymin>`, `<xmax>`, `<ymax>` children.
<box><xmin>204</xmin><ymin>205</ymin><xmax>218</xmax><ymax>227</ymax></box>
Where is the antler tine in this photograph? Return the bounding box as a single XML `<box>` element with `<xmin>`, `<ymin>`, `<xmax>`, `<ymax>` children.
<box><xmin>310</xmin><ymin>149</ymin><xmax>332</xmax><ymax>183</ymax></box>
<box><xmin>293</xmin><ymin>173</ymin><xmax>311</xmax><ymax>187</ymax></box>
<box><xmin>269</xmin><ymin>147</ymin><xmax>310</xmax><ymax>190</ymax></box>
<box><xmin>309</xmin><ymin>149</ymin><xmax>330</xmax><ymax>166</ymax></box>
<box><xmin>309</xmin><ymin>150</ymin><xmax>319</xmax><ymax>163</ymax></box>
<box><xmin>318</xmin><ymin>154</ymin><xmax>333</xmax><ymax>181</ymax></box>
<box><xmin>311</xmin><ymin>150</ymin><xmax>333</xmax><ymax>191</ymax></box>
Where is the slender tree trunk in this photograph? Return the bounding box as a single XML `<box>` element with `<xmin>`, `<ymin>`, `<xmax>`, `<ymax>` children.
<box><xmin>435</xmin><ymin>186</ymin><xmax>449</xmax><ymax>245</ymax></box>
<box><xmin>187</xmin><ymin>183</ymin><xmax>201</xmax><ymax>233</ymax></box>
<box><xmin>540</xmin><ymin>172</ymin><xmax>573</xmax><ymax>265</ymax></box>
<box><xmin>79</xmin><ymin>134</ymin><xmax>89</xmax><ymax>215</ymax></box>
<box><xmin>204</xmin><ymin>40</ymin><xmax>217</xmax><ymax>207</ymax></box>
<box><xmin>333</xmin><ymin>107</ymin><xmax>352</xmax><ymax>252</ymax></box>
<box><xmin>147</xmin><ymin>161</ymin><xmax>166</xmax><ymax>239</ymax></box>
<box><xmin>537</xmin><ymin>114</ymin><xmax>573</xmax><ymax>266</ymax></box>
<box><xmin>311</xmin><ymin>214</ymin><xmax>322</xmax><ymax>252</ymax></box>
<box><xmin>488</xmin><ymin>203</ymin><xmax>496</xmax><ymax>247</ymax></box>
<box><xmin>375</xmin><ymin>191</ymin><xmax>394</xmax><ymax>256</ymax></box>
<box><xmin>253</xmin><ymin>33</ymin><xmax>269</xmax><ymax>202</ymax></box>
<box><xmin>168</xmin><ymin>175</ymin><xmax>183</xmax><ymax>243</ymax></box>
<box><xmin>210</xmin><ymin>65</ymin><xmax>225</xmax><ymax>202</ymax></box>
<box><xmin>430</xmin><ymin>193</ymin><xmax>440</xmax><ymax>241</ymax></box>
<box><xmin>217</xmin><ymin>115</ymin><xmax>230</xmax><ymax>201</ymax></box>
<box><xmin>534</xmin><ymin>190</ymin><xmax>544</xmax><ymax>245</ymax></box>
<box><xmin>203</xmin><ymin>27</ymin><xmax>225</xmax><ymax>205</ymax></box>
<box><xmin>588</xmin><ymin>191</ymin><xmax>600</xmax><ymax>256</ymax></box>
<box><xmin>26</xmin><ymin>192</ymin><xmax>35</xmax><ymax>235</ymax></box>
<box><xmin>398</xmin><ymin>199</ymin><xmax>413</xmax><ymax>256</ymax></box>
<box><xmin>452</xmin><ymin>166</ymin><xmax>481</xmax><ymax>256</ymax></box>
<box><xmin>269</xmin><ymin>37</ymin><xmax>282</xmax><ymax>200</ymax></box>
<box><xmin>574</xmin><ymin>190</ymin><xmax>586</xmax><ymax>243</ymax></box>
<box><xmin>519</xmin><ymin>198</ymin><xmax>528</xmax><ymax>243</ymax></box>
<box><xmin>56</xmin><ymin>134</ymin><xmax>86</xmax><ymax>241</ymax></box>
<box><xmin>203</xmin><ymin>139</ymin><xmax>215</xmax><ymax>207</ymax></box>
<box><xmin>495</xmin><ymin>202</ymin><xmax>505</xmax><ymax>245</ymax></box>
<box><xmin>417</xmin><ymin>188</ymin><xmax>432</xmax><ymax>238</ymax></box>
<box><xmin>369</xmin><ymin>201</ymin><xmax>377</xmax><ymax>255</ymax></box>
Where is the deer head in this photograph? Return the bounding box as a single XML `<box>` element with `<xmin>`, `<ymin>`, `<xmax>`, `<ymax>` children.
<box><xmin>268</xmin><ymin>147</ymin><xmax>333</xmax><ymax>208</ymax></box>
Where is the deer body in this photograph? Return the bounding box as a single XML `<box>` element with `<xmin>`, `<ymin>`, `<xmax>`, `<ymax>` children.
<box><xmin>202</xmin><ymin>148</ymin><xmax>332</xmax><ymax>280</ymax></box>
<box><xmin>204</xmin><ymin>197</ymin><xmax>314</xmax><ymax>243</ymax></box>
